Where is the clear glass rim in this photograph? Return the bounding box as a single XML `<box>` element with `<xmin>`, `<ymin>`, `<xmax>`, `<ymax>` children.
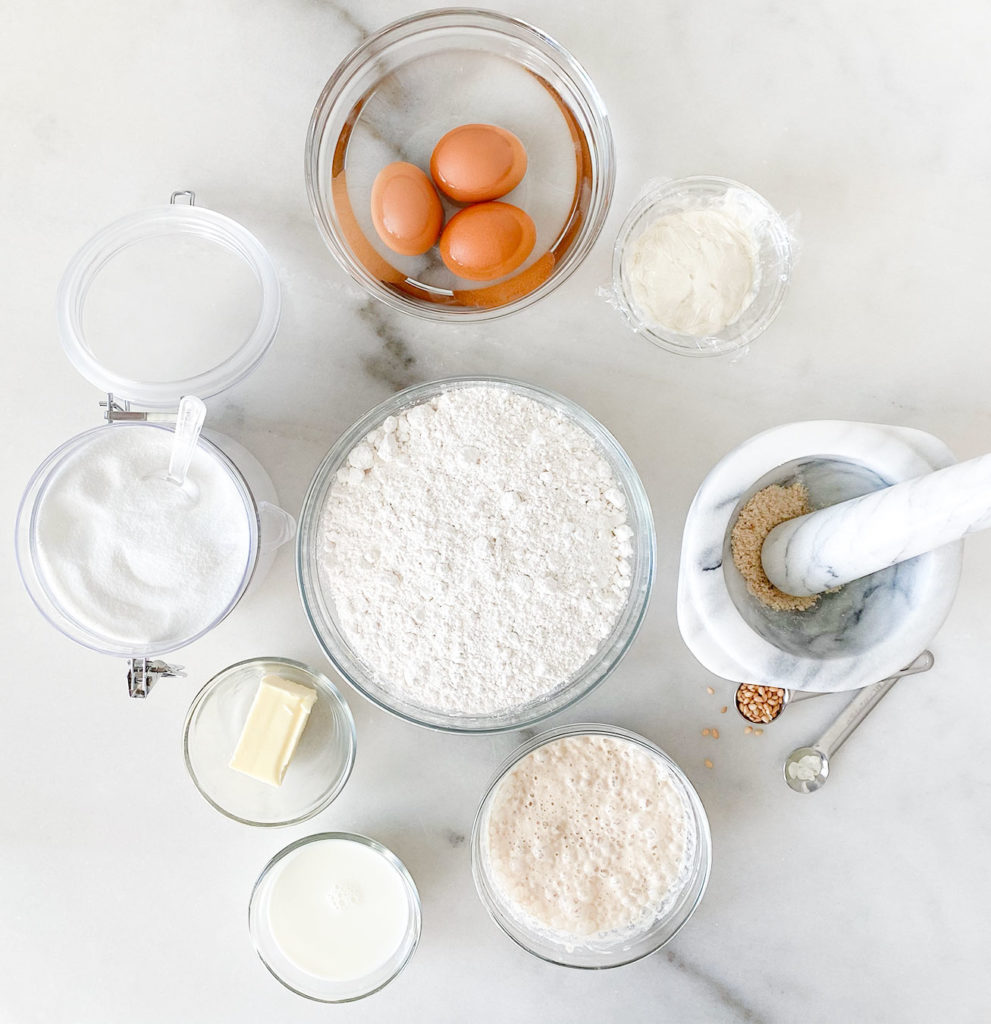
<box><xmin>15</xmin><ymin>422</ymin><xmax>259</xmax><ymax>659</ymax></box>
<box><xmin>612</xmin><ymin>175</ymin><xmax>793</xmax><ymax>357</ymax></box>
<box><xmin>470</xmin><ymin>722</ymin><xmax>712</xmax><ymax>968</ymax></box>
<box><xmin>248</xmin><ymin>831</ymin><xmax>422</xmax><ymax>1002</ymax></box>
<box><xmin>303</xmin><ymin>7</ymin><xmax>615</xmax><ymax>322</ymax></box>
<box><xmin>182</xmin><ymin>656</ymin><xmax>357</xmax><ymax>828</ymax></box>
<box><xmin>56</xmin><ymin>203</ymin><xmax>282</xmax><ymax>409</ymax></box>
<box><xmin>295</xmin><ymin>376</ymin><xmax>656</xmax><ymax>734</ymax></box>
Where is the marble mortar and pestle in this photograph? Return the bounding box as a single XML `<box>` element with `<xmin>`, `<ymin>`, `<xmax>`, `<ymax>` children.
<box><xmin>676</xmin><ymin>420</ymin><xmax>989</xmax><ymax>692</ymax></box>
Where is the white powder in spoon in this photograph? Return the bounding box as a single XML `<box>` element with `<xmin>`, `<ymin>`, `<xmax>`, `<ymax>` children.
<box><xmin>34</xmin><ymin>425</ymin><xmax>252</xmax><ymax>648</ymax></box>
<box><xmin>623</xmin><ymin>206</ymin><xmax>758</xmax><ymax>335</ymax></box>
<box><xmin>317</xmin><ymin>386</ymin><xmax>633</xmax><ymax>716</ymax></box>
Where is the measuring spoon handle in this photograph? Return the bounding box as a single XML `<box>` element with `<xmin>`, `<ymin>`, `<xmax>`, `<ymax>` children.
<box><xmin>167</xmin><ymin>395</ymin><xmax>207</xmax><ymax>487</ymax></box>
<box><xmin>817</xmin><ymin>650</ymin><xmax>934</xmax><ymax>758</ymax></box>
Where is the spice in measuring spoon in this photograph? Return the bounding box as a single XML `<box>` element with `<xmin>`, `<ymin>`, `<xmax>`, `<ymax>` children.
<box><xmin>736</xmin><ymin>683</ymin><xmax>786</xmax><ymax>723</ymax></box>
<box><xmin>734</xmin><ymin>681</ymin><xmax>837</xmax><ymax>726</ymax></box>
<box><xmin>784</xmin><ymin>650</ymin><xmax>934</xmax><ymax>793</ymax></box>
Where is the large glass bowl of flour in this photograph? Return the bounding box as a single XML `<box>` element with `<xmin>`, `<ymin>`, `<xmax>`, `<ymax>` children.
<box><xmin>297</xmin><ymin>377</ymin><xmax>654</xmax><ymax>733</ymax></box>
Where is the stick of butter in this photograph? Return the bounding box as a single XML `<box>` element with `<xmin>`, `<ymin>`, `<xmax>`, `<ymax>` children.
<box><xmin>229</xmin><ymin>674</ymin><xmax>318</xmax><ymax>787</ymax></box>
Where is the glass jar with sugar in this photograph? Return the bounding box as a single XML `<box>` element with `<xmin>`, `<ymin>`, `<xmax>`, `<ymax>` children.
<box><xmin>15</xmin><ymin>191</ymin><xmax>295</xmax><ymax>696</ymax></box>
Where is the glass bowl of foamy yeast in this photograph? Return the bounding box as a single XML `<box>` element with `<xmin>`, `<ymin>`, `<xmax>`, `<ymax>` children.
<box><xmin>297</xmin><ymin>377</ymin><xmax>655</xmax><ymax>733</ymax></box>
<box><xmin>250</xmin><ymin>833</ymin><xmax>421</xmax><ymax>1002</ymax></box>
<box><xmin>305</xmin><ymin>8</ymin><xmax>615</xmax><ymax>321</ymax></box>
<box><xmin>14</xmin><ymin>192</ymin><xmax>295</xmax><ymax>696</ymax></box>
<box><xmin>472</xmin><ymin>724</ymin><xmax>712</xmax><ymax>967</ymax></box>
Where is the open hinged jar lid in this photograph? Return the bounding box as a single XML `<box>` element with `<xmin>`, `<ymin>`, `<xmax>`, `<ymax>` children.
<box><xmin>15</xmin><ymin>191</ymin><xmax>292</xmax><ymax>697</ymax></box>
<box><xmin>56</xmin><ymin>190</ymin><xmax>281</xmax><ymax>410</ymax></box>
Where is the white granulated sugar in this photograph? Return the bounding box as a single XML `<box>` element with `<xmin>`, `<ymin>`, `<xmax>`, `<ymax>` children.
<box><xmin>34</xmin><ymin>426</ymin><xmax>251</xmax><ymax>647</ymax></box>
<box><xmin>318</xmin><ymin>386</ymin><xmax>634</xmax><ymax>716</ymax></box>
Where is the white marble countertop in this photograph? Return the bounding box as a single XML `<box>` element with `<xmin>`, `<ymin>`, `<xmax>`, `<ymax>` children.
<box><xmin>2</xmin><ymin>1</ymin><xmax>989</xmax><ymax>1021</ymax></box>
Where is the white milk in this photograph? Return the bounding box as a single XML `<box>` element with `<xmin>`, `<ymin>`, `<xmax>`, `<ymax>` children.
<box><xmin>33</xmin><ymin>425</ymin><xmax>251</xmax><ymax>648</ymax></box>
<box><xmin>266</xmin><ymin>839</ymin><xmax>411</xmax><ymax>982</ymax></box>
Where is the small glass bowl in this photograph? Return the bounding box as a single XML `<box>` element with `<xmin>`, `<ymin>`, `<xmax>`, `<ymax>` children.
<box><xmin>248</xmin><ymin>833</ymin><xmax>421</xmax><ymax>1002</ymax></box>
<box><xmin>612</xmin><ymin>176</ymin><xmax>793</xmax><ymax>357</ymax></box>
<box><xmin>305</xmin><ymin>8</ymin><xmax>615</xmax><ymax>321</ymax></box>
<box><xmin>183</xmin><ymin>657</ymin><xmax>356</xmax><ymax>827</ymax></box>
<box><xmin>471</xmin><ymin>723</ymin><xmax>711</xmax><ymax>968</ymax></box>
<box><xmin>296</xmin><ymin>377</ymin><xmax>655</xmax><ymax>734</ymax></box>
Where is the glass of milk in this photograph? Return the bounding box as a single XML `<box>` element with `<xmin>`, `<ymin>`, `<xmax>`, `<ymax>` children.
<box><xmin>248</xmin><ymin>833</ymin><xmax>422</xmax><ymax>1001</ymax></box>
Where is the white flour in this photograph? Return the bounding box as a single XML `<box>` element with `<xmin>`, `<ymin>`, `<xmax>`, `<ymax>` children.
<box><xmin>624</xmin><ymin>206</ymin><xmax>758</xmax><ymax>336</ymax></box>
<box><xmin>317</xmin><ymin>386</ymin><xmax>633</xmax><ymax>716</ymax></box>
<box><xmin>34</xmin><ymin>426</ymin><xmax>252</xmax><ymax>648</ymax></box>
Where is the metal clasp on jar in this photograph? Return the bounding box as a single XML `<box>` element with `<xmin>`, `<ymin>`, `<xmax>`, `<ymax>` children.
<box><xmin>127</xmin><ymin>658</ymin><xmax>186</xmax><ymax>698</ymax></box>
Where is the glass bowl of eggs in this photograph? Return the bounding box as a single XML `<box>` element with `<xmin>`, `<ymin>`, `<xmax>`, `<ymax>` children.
<box><xmin>305</xmin><ymin>8</ymin><xmax>615</xmax><ymax>321</ymax></box>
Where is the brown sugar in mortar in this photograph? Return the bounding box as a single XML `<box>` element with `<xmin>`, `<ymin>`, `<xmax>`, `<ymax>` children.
<box><xmin>730</xmin><ymin>482</ymin><xmax>818</xmax><ymax>612</ymax></box>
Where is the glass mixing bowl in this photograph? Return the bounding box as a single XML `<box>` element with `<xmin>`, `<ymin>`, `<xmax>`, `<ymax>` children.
<box><xmin>471</xmin><ymin>723</ymin><xmax>712</xmax><ymax>968</ymax></box>
<box><xmin>305</xmin><ymin>8</ymin><xmax>615</xmax><ymax>321</ymax></box>
<box><xmin>296</xmin><ymin>377</ymin><xmax>655</xmax><ymax>733</ymax></box>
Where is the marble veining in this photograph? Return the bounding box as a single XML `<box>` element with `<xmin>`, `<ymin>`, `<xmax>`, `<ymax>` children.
<box><xmin>4</xmin><ymin>1</ymin><xmax>991</xmax><ymax>1022</ymax></box>
<box><xmin>663</xmin><ymin>950</ymin><xmax>768</xmax><ymax>1024</ymax></box>
<box><xmin>356</xmin><ymin>299</ymin><xmax>421</xmax><ymax>391</ymax></box>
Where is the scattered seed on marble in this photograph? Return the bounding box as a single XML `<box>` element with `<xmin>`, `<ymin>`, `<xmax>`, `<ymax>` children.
<box><xmin>706</xmin><ymin>686</ymin><xmax>715</xmax><ymax>695</ymax></box>
<box><xmin>755</xmin><ymin>728</ymin><xmax>763</xmax><ymax>735</ymax></box>
<box><xmin>720</xmin><ymin>706</ymin><xmax>728</xmax><ymax>714</ymax></box>
<box><xmin>711</xmin><ymin>728</ymin><xmax>719</xmax><ymax>739</ymax></box>
<box><xmin>704</xmin><ymin>759</ymin><xmax>713</xmax><ymax>769</ymax></box>
<box><xmin>702</xmin><ymin>728</ymin><xmax>710</xmax><ymax>737</ymax></box>
<box><xmin>744</xmin><ymin>726</ymin><xmax>753</xmax><ymax>735</ymax></box>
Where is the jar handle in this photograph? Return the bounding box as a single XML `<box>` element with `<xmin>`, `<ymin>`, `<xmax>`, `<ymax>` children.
<box><xmin>258</xmin><ymin>501</ymin><xmax>297</xmax><ymax>551</ymax></box>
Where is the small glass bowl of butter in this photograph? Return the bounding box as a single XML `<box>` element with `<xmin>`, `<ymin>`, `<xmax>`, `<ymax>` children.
<box><xmin>183</xmin><ymin>657</ymin><xmax>356</xmax><ymax>827</ymax></box>
<box><xmin>612</xmin><ymin>176</ymin><xmax>794</xmax><ymax>357</ymax></box>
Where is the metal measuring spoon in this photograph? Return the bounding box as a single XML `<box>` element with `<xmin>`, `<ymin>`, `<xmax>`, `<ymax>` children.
<box><xmin>734</xmin><ymin>683</ymin><xmax>822</xmax><ymax>724</ymax></box>
<box><xmin>783</xmin><ymin>650</ymin><xmax>935</xmax><ymax>793</ymax></box>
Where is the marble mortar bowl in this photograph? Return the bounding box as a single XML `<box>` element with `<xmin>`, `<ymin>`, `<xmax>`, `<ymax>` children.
<box><xmin>677</xmin><ymin>421</ymin><xmax>963</xmax><ymax>692</ymax></box>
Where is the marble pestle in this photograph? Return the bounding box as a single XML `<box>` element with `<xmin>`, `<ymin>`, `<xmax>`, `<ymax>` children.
<box><xmin>762</xmin><ymin>453</ymin><xmax>991</xmax><ymax>598</ymax></box>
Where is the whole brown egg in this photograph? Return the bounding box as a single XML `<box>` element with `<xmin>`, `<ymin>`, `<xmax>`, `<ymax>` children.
<box><xmin>370</xmin><ymin>162</ymin><xmax>444</xmax><ymax>256</ymax></box>
<box><xmin>430</xmin><ymin>124</ymin><xmax>527</xmax><ymax>204</ymax></box>
<box><xmin>439</xmin><ymin>202</ymin><xmax>537</xmax><ymax>282</ymax></box>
